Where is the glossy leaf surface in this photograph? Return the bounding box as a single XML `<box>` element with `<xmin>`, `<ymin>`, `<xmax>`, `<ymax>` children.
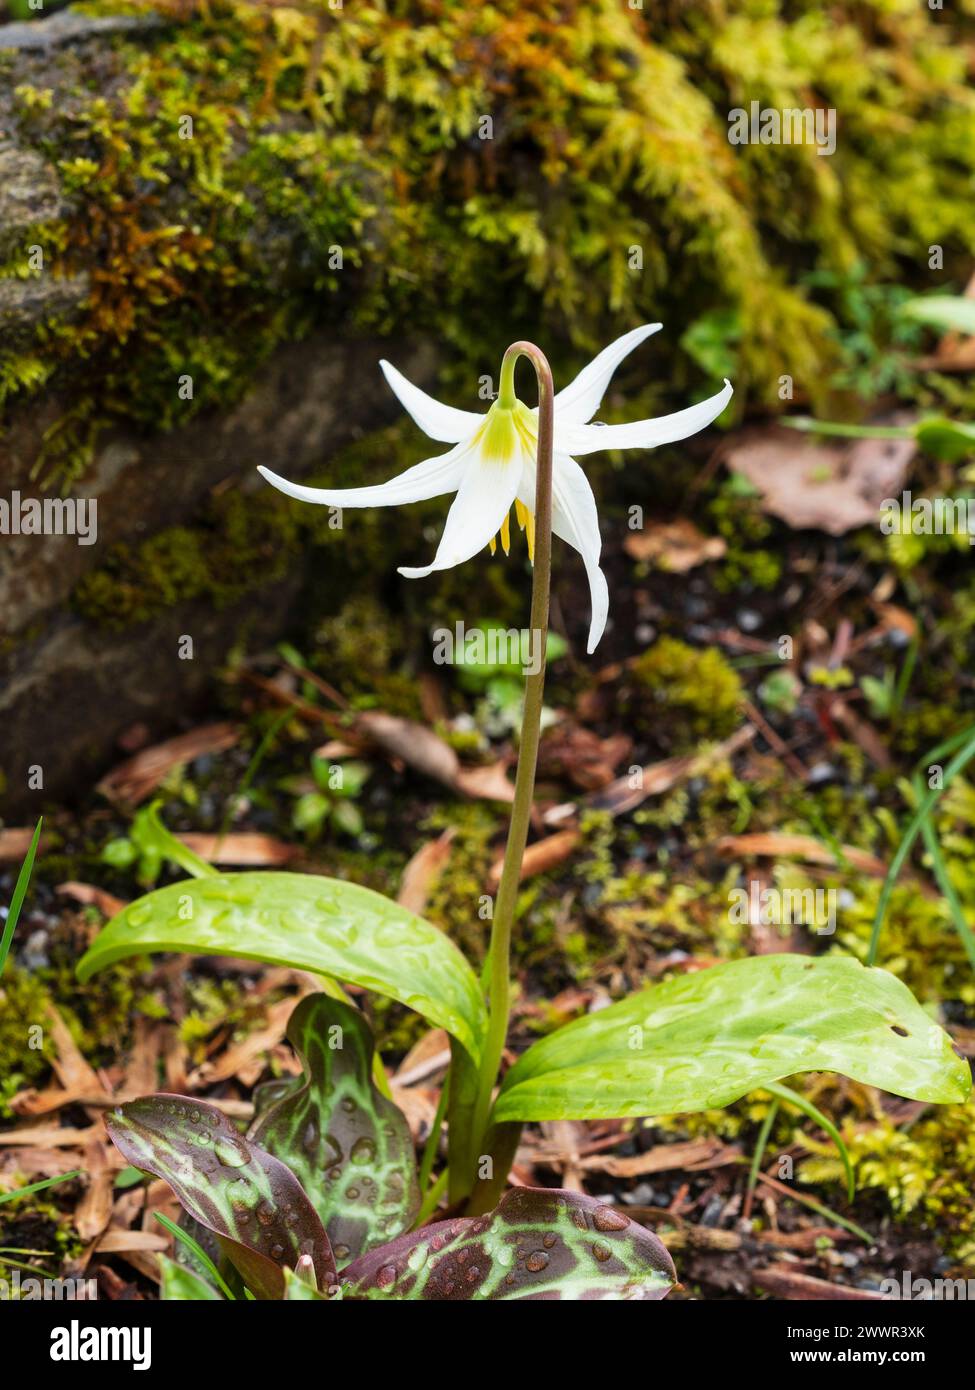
<box><xmin>78</xmin><ymin>873</ymin><xmax>486</xmax><ymax>1060</ymax></box>
<box><xmin>495</xmin><ymin>955</ymin><xmax>970</xmax><ymax>1122</ymax></box>
<box><xmin>105</xmin><ymin>1095</ymin><xmax>334</xmax><ymax>1300</ymax></box>
<box><xmin>342</xmin><ymin>1187</ymin><xmax>675</xmax><ymax>1300</ymax></box>
<box><xmin>250</xmin><ymin>994</ymin><xmax>419</xmax><ymax>1265</ymax></box>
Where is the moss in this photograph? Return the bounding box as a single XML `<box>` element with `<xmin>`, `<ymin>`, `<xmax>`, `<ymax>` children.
<box><xmin>3</xmin><ymin>0</ymin><xmax>975</xmax><ymax>482</ymax></box>
<box><xmin>421</xmin><ymin>802</ymin><xmax>499</xmax><ymax>963</ymax></box>
<box><xmin>625</xmin><ymin>636</ymin><xmax>743</xmax><ymax>751</ymax></box>
<box><xmin>0</xmin><ymin>970</ymin><xmax>56</xmax><ymax>1117</ymax></box>
<box><xmin>73</xmin><ymin>488</ymin><xmax>304</xmax><ymax>627</ymax></box>
<box><xmin>312</xmin><ymin>594</ymin><xmax>424</xmax><ymax>720</ymax></box>
<box><xmin>802</xmin><ymin>1101</ymin><xmax>975</xmax><ymax>1267</ymax></box>
<box><xmin>708</xmin><ymin>482</ymin><xmax>783</xmax><ymax>592</ymax></box>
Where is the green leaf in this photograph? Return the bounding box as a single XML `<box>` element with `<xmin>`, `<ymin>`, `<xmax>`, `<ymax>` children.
<box><xmin>283</xmin><ymin>1266</ymin><xmax>330</xmax><ymax>1300</ymax></box>
<box><xmin>158</xmin><ymin>1253</ymin><xmax>223</xmax><ymax>1301</ymax></box>
<box><xmin>341</xmin><ymin>1187</ymin><xmax>675</xmax><ymax>1300</ymax></box>
<box><xmin>316</xmin><ymin>758</ymin><xmax>370</xmax><ymax>799</ymax></box>
<box><xmin>912</xmin><ymin>417</ymin><xmax>975</xmax><ymax>463</ymax></box>
<box><xmin>901</xmin><ymin>294</ymin><xmax>975</xmax><ymax>337</ymax></box>
<box><xmin>494</xmin><ymin>955</ymin><xmax>970</xmax><ymax>1123</ymax></box>
<box><xmin>105</xmin><ymin>1095</ymin><xmax>335</xmax><ymax>1300</ymax></box>
<box><xmin>77</xmin><ymin>873</ymin><xmax>487</xmax><ymax>1061</ymax></box>
<box><xmin>102</xmin><ymin>838</ymin><xmax>138</xmax><ymax>870</ymax></box>
<box><xmin>251</xmin><ymin>1075</ymin><xmax>302</xmax><ymax>1124</ymax></box>
<box><xmin>0</xmin><ymin>817</ymin><xmax>42</xmax><ymax>979</ymax></box>
<box><xmin>131</xmin><ymin>801</ymin><xmax>217</xmax><ymax>881</ymax></box>
<box><xmin>293</xmin><ymin>792</ymin><xmax>331</xmax><ymax>836</ymax></box>
<box><xmin>329</xmin><ymin>799</ymin><xmax>364</xmax><ymax>838</ymax></box>
<box><xmin>249</xmin><ymin>994</ymin><xmax>419</xmax><ymax>1266</ymax></box>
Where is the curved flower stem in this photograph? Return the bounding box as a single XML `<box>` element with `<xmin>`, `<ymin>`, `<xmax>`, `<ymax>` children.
<box><xmin>469</xmin><ymin>342</ymin><xmax>554</xmax><ymax>1166</ymax></box>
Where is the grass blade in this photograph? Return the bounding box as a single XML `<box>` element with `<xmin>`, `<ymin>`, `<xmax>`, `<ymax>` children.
<box><xmin>867</xmin><ymin>727</ymin><xmax>975</xmax><ymax>965</ymax></box>
<box><xmin>763</xmin><ymin>1080</ymin><xmax>855</xmax><ymax>1203</ymax></box>
<box><xmin>0</xmin><ymin>817</ymin><xmax>42</xmax><ymax>979</ymax></box>
<box><xmin>0</xmin><ymin>1170</ymin><xmax>82</xmax><ymax>1206</ymax></box>
<box><xmin>153</xmin><ymin>1212</ymin><xmax>235</xmax><ymax>1300</ymax></box>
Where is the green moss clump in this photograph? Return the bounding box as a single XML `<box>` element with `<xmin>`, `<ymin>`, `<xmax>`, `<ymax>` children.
<box><xmin>421</xmin><ymin>802</ymin><xmax>499</xmax><ymax>963</ymax></box>
<box><xmin>312</xmin><ymin>594</ymin><xmax>424</xmax><ymax>719</ymax></box>
<box><xmin>3</xmin><ymin>0</ymin><xmax>975</xmax><ymax>481</ymax></box>
<box><xmin>73</xmin><ymin>488</ymin><xmax>302</xmax><ymax>627</ymax></box>
<box><xmin>802</xmin><ymin>1102</ymin><xmax>975</xmax><ymax>1267</ymax></box>
<box><xmin>625</xmin><ymin>637</ymin><xmax>743</xmax><ymax>751</ymax></box>
<box><xmin>0</xmin><ymin>970</ymin><xmax>56</xmax><ymax>1117</ymax></box>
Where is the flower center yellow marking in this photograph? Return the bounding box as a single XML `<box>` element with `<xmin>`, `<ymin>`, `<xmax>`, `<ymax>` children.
<box><xmin>484</xmin><ymin>399</ymin><xmax>537</xmax><ymax>561</ymax></box>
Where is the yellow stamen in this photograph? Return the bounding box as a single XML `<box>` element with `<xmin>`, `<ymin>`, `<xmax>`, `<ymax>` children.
<box><xmin>489</xmin><ymin>534</ymin><xmax>497</xmax><ymax>555</ymax></box>
<box><xmin>514</xmin><ymin>499</ymin><xmax>535</xmax><ymax>563</ymax></box>
<box><xmin>500</xmin><ymin>512</ymin><xmax>510</xmax><ymax>555</ymax></box>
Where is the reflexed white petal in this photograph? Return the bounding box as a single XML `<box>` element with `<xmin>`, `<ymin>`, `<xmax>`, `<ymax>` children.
<box><xmin>549</xmin><ymin>453</ymin><xmax>609</xmax><ymax>653</ymax></box>
<box><xmin>555</xmin><ymin>379</ymin><xmax>733</xmax><ymax>455</ymax></box>
<box><xmin>553</xmin><ymin>324</ymin><xmax>662</xmax><ymax>425</ymax></box>
<box><xmin>380</xmin><ymin>360</ymin><xmax>483</xmax><ymax>443</ymax></box>
<box><xmin>516</xmin><ymin>454</ymin><xmax>609</xmax><ymax>653</ymax></box>
<box><xmin>398</xmin><ymin>447</ymin><xmax>524</xmax><ymax>579</ymax></box>
<box><xmin>257</xmin><ymin>442</ymin><xmax>470</xmax><ymax>510</ymax></box>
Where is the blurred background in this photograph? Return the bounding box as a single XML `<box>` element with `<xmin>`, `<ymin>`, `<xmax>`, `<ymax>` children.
<box><xmin>2</xmin><ymin>0</ymin><xmax>975</xmax><ymax>1300</ymax></box>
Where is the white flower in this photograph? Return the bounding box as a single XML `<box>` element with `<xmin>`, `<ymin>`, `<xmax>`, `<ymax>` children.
<box><xmin>258</xmin><ymin>325</ymin><xmax>731</xmax><ymax>653</ymax></box>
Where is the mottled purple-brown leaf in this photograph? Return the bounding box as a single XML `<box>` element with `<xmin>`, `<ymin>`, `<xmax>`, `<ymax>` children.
<box><xmin>105</xmin><ymin>1094</ymin><xmax>334</xmax><ymax>1300</ymax></box>
<box><xmin>341</xmin><ymin>1187</ymin><xmax>675</xmax><ymax>1300</ymax></box>
<box><xmin>249</xmin><ymin>994</ymin><xmax>419</xmax><ymax>1266</ymax></box>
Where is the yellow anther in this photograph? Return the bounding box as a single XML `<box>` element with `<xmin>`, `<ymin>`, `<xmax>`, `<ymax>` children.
<box><xmin>515</xmin><ymin>499</ymin><xmax>535</xmax><ymax>563</ymax></box>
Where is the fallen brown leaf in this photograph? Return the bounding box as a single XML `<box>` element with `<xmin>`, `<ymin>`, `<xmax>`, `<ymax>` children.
<box><xmin>723</xmin><ymin>423</ymin><xmax>915</xmax><ymax>534</ymax></box>
<box><xmin>393</xmin><ymin>1029</ymin><xmax>451</xmax><ymax>1086</ymax></box>
<box><xmin>0</xmin><ymin>1124</ymin><xmax>96</xmax><ymax>1147</ymax></box>
<box><xmin>624</xmin><ymin>518</ymin><xmax>726</xmax><ymax>571</ymax></box>
<box><xmin>186</xmin><ymin>993</ymin><xmax>308</xmax><ymax>1088</ymax></box>
<box><xmin>0</xmin><ymin>827</ymin><xmax>49</xmax><ymax>862</ymax></box>
<box><xmin>550</xmin><ymin>724</ymin><xmax>755</xmax><ymax>824</ymax></box>
<box><xmin>538</xmin><ymin>724</ymin><xmax>633</xmax><ymax>791</ymax></box>
<box><xmin>358</xmin><ymin>711</ymin><xmax>513</xmax><ymax>802</ymax></box>
<box><xmin>488</xmin><ymin>828</ymin><xmax>581</xmax><ymax>891</ymax></box>
<box><xmin>579</xmin><ymin>1139</ymin><xmax>740</xmax><ymax>1179</ymax></box>
<box><xmin>178</xmin><ymin>832</ymin><xmax>297</xmax><ymax>866</ymax></box>
<box><xmin>74</xmin><ymin>1138</ymin><xmax>114</xmax><ymax>1244</ymax></box>
<box><xmin>56</xmin><ymin>881</ymin><xmax>128</xmax><ymax>918</ymax></box>
<box><xmin>46</xmin><ymin>1003</ymin><xmax>109</xmax><ymax>1098</ymax></box>
<box><xmin>453</xmin><ymin>760</ymin><xmax>515</xmax><ymax>803</ymax></box>
<box><xmin>97</xmin><ymin>722</ymin><xmax>241</xmax><ymax>805</ymax></box>
<box><xmin>716</xmin><ymin>832</ymin><xmax>886</xmax><ymax>876</ymax></box>
<box><xmin>95</xmin><ymin>1230</ymin><xmax>169</xmax><ymax>1254</ymax></box>
<box><xmin>397</xmin><ymin>831</ymin><xmax>454</xmax><ymax>916</ymax></box>
<box><xmin>752</xmin><ymin>1265</ymin><xmax>885</xmax><ymax>1300</ymax></box>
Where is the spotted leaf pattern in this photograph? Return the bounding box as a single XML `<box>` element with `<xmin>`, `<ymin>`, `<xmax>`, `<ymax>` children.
<box><xmin>105</xmin><ymin>1095</ymin><xmax>335</xmax><ymax>1300</ymax></box>
<box><xmin>341</xmin><ymin>1188</ymin><xmax>675</xmax><ymax>1300</ymax></box>
<box><xmin>495</xmin><ymin>954</ymin><xmax>971</xmax><ymax>1123</ymax></box>
<box><xmin>78</xmin><ymin>873</ymin><xmax>487</xmax><ymax>1061</ymax></box>
<box><xmin>249</xmin><ymin>993</ymin><xmax>420</xmax><ymax>1266</ymax></box>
